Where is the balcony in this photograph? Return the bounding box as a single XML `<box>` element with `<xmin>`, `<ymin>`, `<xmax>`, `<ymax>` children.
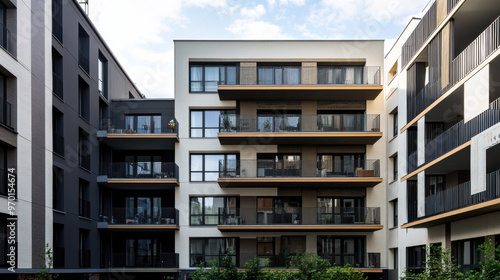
<box><xmin>106</xmin><ymin>253</ymin><xmax>179</xmax><ymax>269</ymax></box>
<box><xmin>217</xmin><ymin>207</ymin><xmax>382</xmax><ymax>232</ymax></box>
<box><xmin>403</xmin><ymin>169</ymin><xmax>500</xmax><ymax>228</ymax></box>
<box><xmin>217</xmin><ymin>159</ymin><xmax>382</xmax><ymax>188</ymax></box>
<box><xmin>406</xmin><ymin>15</ymin><xmax>500</xmax><ymax>126</ymax></box>
<box><xmin>217</xmin><ymin>66</ymin><xmax>382</xmax><ymax>101</ymax></box>
<box><xmin>98</xmin><ymin>162</ymin><xmax>179</xmax><ymax>187</ymax></box>
<box><xmin>217</xmin><ymin>114</ymin><xmax>382</xmax><ymax>145</ymax></box>
<box><xmin>405</xmin><ymin>103</ymin><xmax>500</xmax><ymax>175</ymax></box>
<box><xmin>98</xmin><ymin>117</ymin><xmax>179</xmax><ymax>147</ymax></box>
<box><xmin>98</xmin><ymin>207</ymin><xmax>179</xmax><ymax>230</ymax></box>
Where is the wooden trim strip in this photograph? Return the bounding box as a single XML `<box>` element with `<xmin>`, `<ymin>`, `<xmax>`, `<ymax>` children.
<box><xmin>401</xmin><ymin>39</ymin><xmax>500</xmax><ymax>134</ymax></box>
<box><xmin>400</xmin><ymin>141</ymin><xmax>471</xmax><ymax>182</ymax></box>
<box><xmin>218</xmin><ymin>132</ymin><xmax>383</xmax><ymax>138</ymax></box>
<box><xmin>107</xmin><ymin>134</ymin><xmax>178</xmax><ymax>139</ymax></box>
<box><xmin>107</xmin><ymin>179</ymin><xmax>179</xmax><ymax>185</ymax></box>
<box><xmin>401</xmin><ymin>197</ymin><xmax>500</xmax><ymax>229</ymax></box>
<box><xmin>218</xmin><ymin>178</ymin><xmax>383</xmax><ymax>183</ymax></box>
<box><xmin>218</xmin><ymin>85</ymin><xmax>383</xmax><ymax>91</ymax></box>
<box><xmin>107</xmin><ymin>225</ymin><xmax>180</xmax><ymax>230</ymax></box>
<box><xmin>217</xmin><ymin>225</ymin><xmax>383</xmax><ymax>230</ymax></box>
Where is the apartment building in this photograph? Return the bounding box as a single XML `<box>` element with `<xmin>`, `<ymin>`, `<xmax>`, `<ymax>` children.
<box><xmin>174</xmin><ymin>40</ymin><xmax>388</xmax><ymax>279</ymax></box>
<box><xmin>388</xmin><ymin>0</ymin><xmax>500</xmax><ymax>277</ymax></box>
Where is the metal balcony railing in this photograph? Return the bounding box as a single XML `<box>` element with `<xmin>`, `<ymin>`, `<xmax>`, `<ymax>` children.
<box><xmin>101</xmin><ymin>207</ymin><xmax>179</xmax><ymax>226</ymax></box>
<box><xmin>218</xmin><ymin>207</ymin><xmax>381</xmax><ymax>226</ymax></box>
<box><xmin>317</xmin><ymin>66</ymin><xmax>381</xmax><ymax>85</ymax></box>
<box><xmin>100</xmin><ymin>162</ymin><xmax>179</xmax><ymax>180</ymax></box>
<box><xmin>425</xmin><ymin>169</ymin><xmax>500</xmax><ymax>217</ymax></box>
<box><xmin>101</xmin><ymin>117</ymin><xmax>178</xmax><ymax>135</ymax></box>
<box><xmin>107</xmin><ymin>253</ymin><xmax>179</xmax><ymax>268</ymax></box>
<box><xmin>218</xmin><ymin>159</ymin><xmax>380</xmax><ymax>179</ymax></box>
<box><xmin>219</xmin><ymin>114</ymin><xmax>380</xmax><ymax>133</ymax></box>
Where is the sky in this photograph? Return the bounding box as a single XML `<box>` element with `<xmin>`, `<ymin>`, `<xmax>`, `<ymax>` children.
<box><xmin>87</xmin><ymin>0</ymin><xmax>430</xmax><ymax>98</ymax></box>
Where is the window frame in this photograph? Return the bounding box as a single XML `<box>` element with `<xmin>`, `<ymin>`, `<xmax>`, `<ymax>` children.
<box><xmin>393</xmin><ymin>112</ymin><xmax>398</xmax><ymax>137</ymax></box>
<box><xmin>190</xmin><ymin>237</ymin><xmax>239</xmax><ymax>267</ymax></box>
<box><xmin>189</xmin><ymin>196</ymin><xmax>239</xmax><ymax>226</ymax></box>
<box><xmin>317</xmin><ymin>235</ymin><xmax>366</xmax><ymax>267</ymax></box>
<box><xmin>190</xmin><ymin>109</ymin><xmax>236</xmax><ymax>138</ymax></box>
<box><xmin>190</xmin><ymin>153</ymin><xmax>239</xmax><ymax>182</ymax></box>
<box><xmin>189</xmin><ymin>64</ymin><xmax>238</xmax><ymax>93</ymax></box>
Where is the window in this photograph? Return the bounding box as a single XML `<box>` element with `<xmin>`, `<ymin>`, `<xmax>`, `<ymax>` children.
<box><xmin>125</xmin><ymin>239</ymin><xmax>164</xmax><ymax>267</ymax></box>
<box><xmin>0</xmin><ymin>214</ymin><xmax>9</xmax><ymax>267</ymax></box>
<box><xmin>190</xmin><ymin>109</ymin><xmax>236</xmax><ymax>137</ymax></box>
<box><xmin>78</xmin><ymin>78</ymin><xmax>89</xmax><ymax>121</ymax></box>
<box><xmin>53</xmin><ymin>223</ymin><xmax>64</xmax><ymax>268</ymax></box>
<box><xmin>317</xmin><ymin>197</ymin><xmax>365</xmax><ymax>224</ymax></box>
<box><xmin>388</xmin><ymin>61</ymin><xmax>398</xmax><ymax>84</ymax></box>
<box><xmin>79</xmin><ymin>179</ymin><xmax>90</xmax><ymax>218</ymax></box>
<box><xmin>257</xmin><ymin>154</ymin><xmax>301</xmax><ymax>177</ymax></box>
<box><xmin>190</xmin><ymin>197</ymin><xmax>238</xmax><ymax>225</ymax></box>
<box><xmin>52</xmin><ymin>48</ymin><xmax>63</xmax><ymax>99</ymax></box>
<box><xmin>190</xmin><ymin>64</ymin><xmax>237</xmax><ymax>92</ymax></box>
<box><xmin>125</xmin><ymin>115</ymin><xmax>162</xmax><ymax>134</ymax></box>
<box><xmin>124</xmin><ymin>197</ymin><xmax>164</xmax><ymax>225</ymax></box>
<box><xmin>452</xmin><ymin>237</ymin><xmax>484</xmax><ymax>273</ymax></box>
<box><xmin>393</xmin><ymin>155</ymin><xmax>398</xmax><ymax>181</ymax></box>
<box><xmin>425</xmin><ymin>175</ymin><xmax>445</xmax><ymax>196</ymax></box>
<box><xmin>0</xmin><ymin>3</ymin><xmax>13</xmax><ymax>55</ymax></box>
<box><xmin>392</xmin><ymin>199</ymin><xmax>398</xmax><ymax>227</ymax></box>
<box><xmin>393</xmin><ymin>248</ymin><xmax>398</xmax><ymax>270</ymax></box>
<box><xmin>393</xmin><ymin>112</ymin><xmax>398</xmax><ymax>137</ymax></box>
<box><xmin>257</xmin><ymin>197</ymin><xmax>301</xmax><ymax>224</ymax></box>
<box><xmin>79</xmin><ymin>129</ymin><xmax>90</xmax><ymax>170</ymax></box>
<box><xmin>79</xmin><ymin>229</ymin><xmax>90</xmax><ymax>267</ymax></box>
<box><xmin>0</xmin><ymin>72</ymin><xmax>11</xmax><ymax>128</ymax></box>
<box><xmin>406</xmin><ymin>245</ymin><xmax>425</xmax><ymax>274</ymax></box>
<box><xmin>190</xmin><ymin>238</ymin><xmax>238</xmax><ymax>267</ymax></box>
<box><xmin>257</xmin><ymin>110</ymin><xmax>301</xmax><ymax>132</ymax></box>
<box><xmin>78</xmin><ymin>25</ymin><xmax>89</xmax><ymax>73</ymax></box>
<box><xmin>257</xmin><ymin>66</ymin><xmax>300</xmax><ymax>85</ymax></box>
<box><xmin>0</xmin><ymin>147</ymin><xmax>6</xmax><ymax>196</ymax></box>
<box><xmin>53</xmin><ymin>166</ymin><xmax>64</xmax><ymax>211</ymax></box>
<box><xmin>52</xmin><ymin>0</ymin><xmax>63</xmax><ymax>42</ymax></box>
<box><xmin>318</xmin><ymin>66</ymin><xmax>363</xmax><ymax>85</ymax></box>
<box><xmin>318</xmin><ymin>154</ymin><xmax>365</xmax><ymax>177</ymax></box>
<box><xmin>190</xmin><ymin>154</ymin><xmax>238</xmax><ymax>182</ymax></box>
<box><xmin>317</xmin><ymin>236</ymin><xmax>365</xmax><ymax>267</ymax></box>
<box><xmin>53</xmin><ymin>108</ymin><xmax>64</xmax><ymax>156</ymax></box>
<box><xmin>98</xmin><ymin>52</ymin><xmax>108</xmax><ymax>98</ymax></box>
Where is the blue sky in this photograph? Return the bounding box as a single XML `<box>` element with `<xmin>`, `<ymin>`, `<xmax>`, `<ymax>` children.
<box><xmin>88</xmin><ymin>0</ymin><xmax>430</xmax><ymax>98</ymax></box>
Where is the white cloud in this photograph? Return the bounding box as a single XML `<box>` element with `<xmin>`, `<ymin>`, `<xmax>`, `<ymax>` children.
<box><xmin>269</xmin><ymin>0</ymin><xmax>305</xmax><ymax>7</ymax></box>
<box><xmin>240</xmin><ymin>4</ymin><xmax>266</xmax><ymax>19</ymax></box>
<box><xmin>226</xmin><ymin>19</ymin><xmax>292</xmax><ymax>39</ymax></box>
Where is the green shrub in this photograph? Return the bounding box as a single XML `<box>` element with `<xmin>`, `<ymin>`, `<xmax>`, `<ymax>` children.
<box><xmin>467</xmin><ymin>238</ymin><xmax>500</xmax><ymax>280</ymax></box>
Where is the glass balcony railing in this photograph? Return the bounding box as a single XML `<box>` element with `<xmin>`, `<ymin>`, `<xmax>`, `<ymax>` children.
<box><xmin>107</xmin><ymin>253</ymin><xmax>179</xmax><ymax>268</ymax></box>
<box><xmin>100</xmin><ymin>162</ymin><xmax>179</xmax><ymax>180</ymax></box>
<box><xmin>218</xmin><ymin>159</ymin><xmax>381</xmax><ymax>178</ymax></box>
<box><xmin>317</xmin><ymin>66</ymin><xmax>381</xmax><ymax>85</ymax></box>
<box><xmin>218</xmin><ymin>207</ymin><xmax>381</xmax><ymax>226</ymax></box>
<box><xmin>219</xmin><ymin>114</ymin><xmax>380</xmax><ymax>133</ymax></box>
<box><xmin>101</xmin><ymin>117</ymin><xmax>178</xmax><ymax>135</ymax></box>
<box><xmin>100</xmin><ymin>207</ymin><xmax>179</xmax><ymax>226</ymax></box>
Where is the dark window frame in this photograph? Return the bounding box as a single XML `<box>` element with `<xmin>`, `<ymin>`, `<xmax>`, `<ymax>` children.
<box><xmin>406</xmin><ymin>245</ymin><xmax>425</xmax><ymax>274</ymax></box>
<box><xmin>392</xmin><ymin>199</ymin><xmax>398</xmax><ymax>227</ymax></box>
<box><xmin>190</xmin><ymin>153</ymin><xmax>239</xmax><ymax>182</ymax></box>
<box><xmin>189</xmin><ymin>237</ymin><xmax>239</xmax><ymax>267</ymax></box>
<box><xmin>98</xmin><ymin>52</ymin><xmax>108</xmax><ymax>99</ymax></box>
<box><xmin>317</xmin><ymin>235</ymin><xmax>366</xmax><ymax>267</ymax></box>
<box><xmin>189</xmin><ymin>64</ymin><xmax>238</xmax><ymax>93</ymax></box>
<box><xmin>190</xmin><ymin>109</ymin><xmax>236</xmax><ymax>138</ymax></box>
<box><xmin>78</xmin><ymin>179</ymin><xmax>90</xmax><ymax>218</ymax></box>
<box><xmin>393</xmin><ymin>112</ymin><xmax>398</xmax><ymax>137</ymax></box>
<box><xmin>189</xmin><ymin>196</ymin><xmax>239</xmax><ymax>226</ymax></box>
